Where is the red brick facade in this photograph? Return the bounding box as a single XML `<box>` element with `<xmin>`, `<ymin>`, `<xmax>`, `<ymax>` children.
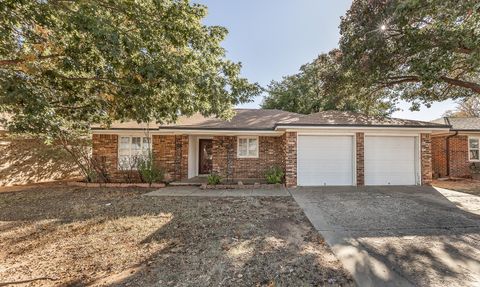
<box><xmin>151</xmin><ymin>135</ymin><xmax>188</xmax><ymax>181</ymax></box>
<box><xmin>283</xmin><ymin>132</ymin><xmax>297</xmax><ymax>187</ymax></box>
<box><xmin>211</xmin><ymin>136</ymin><xmax>284</xmax><ymax>180</ymax></box>
<box><xmin>356</xmin><ymin>133</ymin><xmax>365</xmax><ymax>186</ymax></box>
<box><xmin>92</xmin><ymin>134</ymin><xmax>119</xmax><ymax>179</ymax></box>
<box><xmin>92</xmin><ymin>131</ymin><xmax>434</xmax><ymax>186</ymax></box>
<box><xmin>432</xmin><ymin>135</ymin><xmax>470</xmax><ymax>178</ymax></box>
<box><xmin>420</xmin><ymin>133</ymin><xmax>433</xmax><ymax>185</ymax></box>
<box><xmin>175</xmin><ymin>135</ymin><xmax>189</xmax><ymax>180</ymax></box>
<box><xmin>92</xmin><ymin>134</ymin><xmax>188</xmax><ymax>182</ymax></box>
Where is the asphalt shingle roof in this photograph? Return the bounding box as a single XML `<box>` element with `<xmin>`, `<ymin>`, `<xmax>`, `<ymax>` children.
<box><xmin>92</xmin><ymin>109</ymin><xmax>449</xmax><ymax>131</ymax></box>
<box><xmin>280</xmin><ymin>111</ymin><xmax>448</xmax><ymax>128</ymax></box>
<box><xmin>160</xmin><ymin>109</ymin><xmax>301</xmax><ymax>130</ymax></box>
<box><xmin>432</xmin><ymin>117</ymin><xmax>480</xmax><ymax>131</ymax></box>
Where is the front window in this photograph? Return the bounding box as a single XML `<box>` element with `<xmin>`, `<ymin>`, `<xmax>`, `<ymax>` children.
<box><xmin>118</xmin><ymin>136</ymin><xmax>151</xmax><ymax>169</ymax></box>
<box><xmin>469</xmin><ymin>137</ymin><xmax>479</xmax><ymax>161</ymax></box>
<box><xmin>237</xmin><ymin>137</ymin><xmax>259</xmax><ymax>158</ymax></box>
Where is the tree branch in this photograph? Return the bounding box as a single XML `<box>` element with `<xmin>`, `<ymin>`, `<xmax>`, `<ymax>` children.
<box><xmin>379</xmin><ymin>75</ymin><xmax>480</xmax><ymax>94</ymax></box>
<box><xmin>0</xmin><ymin>54</ymin><xmax>62</xmax><ymax>66</ymax></box>
<box><xmin>54</xmin><ymin>73</ymin><xmax>122</xmax><ymax>87</ymax></box>
<box><xmin>440</xmin><ymin>76</ymin><xmax>480</xmax><ymax>94</ymax></box>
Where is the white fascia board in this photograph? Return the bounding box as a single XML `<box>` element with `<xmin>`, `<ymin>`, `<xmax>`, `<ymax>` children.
<box><xmin>276</xmin><ymin>125</ymin><xmax>450</xmax><ymax>134</ymax></box>
<box><xmin>91</xmin><ymin>129</ymin><xmax>283</xmax><ymax>136</ymax></box>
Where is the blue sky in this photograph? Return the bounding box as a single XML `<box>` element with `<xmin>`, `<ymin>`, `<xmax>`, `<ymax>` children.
<box><xmin>194</xmin><ymin>0</ymin><xmax>455</xmax><ymax>121</ymax></box>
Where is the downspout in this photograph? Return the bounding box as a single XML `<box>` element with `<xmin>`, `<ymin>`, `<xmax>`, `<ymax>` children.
<box><xmin>445</xmin><ymin>117</ymin><xmax>458</xmax><ymax>177</ymax></box>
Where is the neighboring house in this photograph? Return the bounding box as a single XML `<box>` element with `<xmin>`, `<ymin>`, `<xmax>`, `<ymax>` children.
<box><xmin>91</xmin><ymin>109</ymin><xmax>449</xmax><ymax>187</ymax></box>
<box><xmin>431</xmin><ymin>117</ymin><xmax>480</xmax><ymax>178</ymax></box>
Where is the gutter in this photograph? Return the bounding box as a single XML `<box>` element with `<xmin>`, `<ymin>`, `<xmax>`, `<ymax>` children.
<box><xmin>445</xmin><ymin>117</ymin><xmax>458</xmax><ymax>177</ymax></box>
<box><xmin>274</xmin><ymin>123</ymin><xmax>450</xmax><ymax>130</ymax></box>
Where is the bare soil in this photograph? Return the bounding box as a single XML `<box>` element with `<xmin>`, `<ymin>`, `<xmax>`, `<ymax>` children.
<box><xmin>432</xmin><ymin>179</ymin><xmax>480</xmax><ymax>196</ymax></box>
<box><xmin>0</xmin><ymin>185</ymin><xmax>353</xmax><ymax>286</ymax></box>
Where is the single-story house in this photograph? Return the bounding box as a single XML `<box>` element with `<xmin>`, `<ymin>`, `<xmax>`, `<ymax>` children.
<box><xmin>91</xmin><ymin>109</ymin><xmax>450</xmax><ymax>187</ymax></box>
<box><xmin>431</xmin><ymin>117</ymin><xmax>480</xmax><ymax>178</ymax></box>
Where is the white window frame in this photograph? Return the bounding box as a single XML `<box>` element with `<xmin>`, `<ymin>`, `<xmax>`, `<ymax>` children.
<box><xmin>468</xmin><ymin>136</ymin><xmax>480</xmax><ymax>162</ymax></box>
<box><xmin>237</xmin><ymin>136</ymin><xmax>259</xmax><ymax>158</ymax></box>
<box><xmin>118</xmin><ymin>135</ymin><xmax>152</xmax><ymax>169</ymax></box>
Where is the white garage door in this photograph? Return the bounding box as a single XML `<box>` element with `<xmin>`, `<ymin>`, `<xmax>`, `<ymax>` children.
<box><xmin>365</xmin><ymin>136</ymin><xmax>417</xmax><ymax>185</ymax></box>
<box><xmin>297</xmin><ymin>135</ymin><xmax>354</xmax><ymax>186</ymax></box>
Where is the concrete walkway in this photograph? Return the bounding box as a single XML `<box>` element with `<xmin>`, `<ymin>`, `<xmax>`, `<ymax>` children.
<box><xmin>291</xmin><ymin>186</ymin><xmax>480</xmax><ymax>287</ymax></box>
<box><xmin>145</xmin><ymin>186</ymin><xmax>290</xmax><ymax>197</ymax></box>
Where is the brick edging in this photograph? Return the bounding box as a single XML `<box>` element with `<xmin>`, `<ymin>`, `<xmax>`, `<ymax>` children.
<box><xmin>200</xmin><ymin>183</ymin><xmax>285</xmax><ymax>190</ymax></box>
<box><xmin>67</xmin><ymin>182</ymin><xmax>166</xmax><ymax>188</ymax></box>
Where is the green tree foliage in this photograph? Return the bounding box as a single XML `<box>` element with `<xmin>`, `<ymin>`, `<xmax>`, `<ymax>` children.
<box><xmin>339</xmin><ymin>0</ymin><xmax>480</xmax><ymax>110</ymax></box>
<box><xmin>0</xmin><ymin>0</ymin><xmax>260</xmax><ymax>141</ymax></box>
<box><xmin>262</xmin><ymin>50</ymin><xmax>394</xmax><ymax>115</ymax></box>
<box><xmin>264</xmin><ymin>0</ymin><xmax>479</xmax><ymax>115</ymax></box>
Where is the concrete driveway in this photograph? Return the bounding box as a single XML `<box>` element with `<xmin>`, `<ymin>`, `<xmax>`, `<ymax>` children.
<box><xmin>290</xmin><ymin>186</ymin><xmax>480</xmax><ymax>287</ymax></box>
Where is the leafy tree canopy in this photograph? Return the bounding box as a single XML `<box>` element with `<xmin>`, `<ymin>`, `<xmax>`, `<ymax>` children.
<box><xmin>264</xmin><ymin>0</ymin><xmax>479</xmax><ymax>115</ymax></box>
<box><xmin>262</xmin><ymin>50</ymin><xmax>395</xmax><ymax>115</ymax></box>
<box><xmin>339</xmin><ymin>0</ymin><xmax>480</xmax><ymax>110</ymax></box>
<box><xmin>0</xmin><ymin>0</ymin><xmax>260</xmax><ymax>141</ymax></box>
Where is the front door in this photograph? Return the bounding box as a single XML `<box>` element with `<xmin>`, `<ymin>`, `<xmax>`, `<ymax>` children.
<box><xmin>199</xmin><ymin>139</ymin><xmax>213</xmax><ymax>175</ymax></box>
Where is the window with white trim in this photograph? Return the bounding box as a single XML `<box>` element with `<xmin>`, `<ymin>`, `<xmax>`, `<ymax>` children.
<box><xmin>118</xmin><ymin>136</ymin><xmax>151</xmax><ymax>169</ymax></box>
<box><xmin>469</xmin><ymin>137</ymin><xmax>479</xmax><ymax>161</ymax></box>
<box><xmin>237</xmin><ymin>137</ymin><xmax>259</xmax><ymax>158</ymax></box>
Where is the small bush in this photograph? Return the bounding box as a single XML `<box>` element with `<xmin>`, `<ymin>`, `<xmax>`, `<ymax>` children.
<box><xmin>118</xmin><ymin>155</ymin><xmax>141</xmax><ymax>183</ymax></box>
<box><xmin>207</xmin><ymin>173</ymin><xmax>222</xmax><ymax>185</ymax></box>
<box><xmin>137</xmin><ymin>152</ymin><xmax>165</xmax><ymax>186</ymax></box>
<box><xmin>265</xmin><ymin>166</ymin><xmax>284</xmax><ymax>184</ymax></box>
<box><xmin>84</xmin><ymin>156</ymin><xmax>110</xmax><ymax>183</ymax></box>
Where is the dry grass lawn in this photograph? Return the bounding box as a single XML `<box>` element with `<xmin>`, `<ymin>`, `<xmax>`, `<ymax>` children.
<box><xmin>0</xmin><ymin>185</ymin><xmax>353</xmax><ymax>286</ymax></box>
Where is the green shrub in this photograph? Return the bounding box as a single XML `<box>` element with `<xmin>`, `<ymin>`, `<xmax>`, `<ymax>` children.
<box><xmin>265</xmin><ymin>166</ymin><xmax>284</xmax><ymax>184</ymax></box>
<box><xmin>84</xmin><ymin>168</ymin><xmax>98</xmax><ymax>183</ymax></box>
<box><xmin>137</xmin><ymin>152</ymin><xmax>165</xmax><ymax>186</ymax></box>
<box><xmin>207</xmin><ymin>173</ymin><xmax>222</xmax><ymax>185</ymax></box>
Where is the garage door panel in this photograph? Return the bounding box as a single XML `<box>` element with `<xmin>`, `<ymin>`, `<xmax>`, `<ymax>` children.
<box><xmin>365</xmin><ymin>136</ymin><xmax>417</xmax><ymax>185</ymax></box>
<box><xmin>297</xmin><ymin>135</ymin><xmax>354</xmax><ymax>186</ymax></box>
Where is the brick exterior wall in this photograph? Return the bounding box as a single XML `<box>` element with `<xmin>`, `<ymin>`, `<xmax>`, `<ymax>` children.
<box><xmin>152</xmin><ymin>135</ymin><xmax>175</xmax><ymax>180</ymax></box>
<box><xmin>92</xmin><ymin>131</ymin><xmax>437</xmax><ymax>186</ymax></box>
<box><xmin>175</xmin><ymin>135</ymin><xmax>189</xmax><ymax>180</ymax></box>
<box><xmin>432</xmin><ymin>135</ymin><xmax>470</xmax><ymax>178</ymax></box>
<box><xmin>432</xmin><ymin>136</ymin><xmax>447</xmax><ymax>178</ymax></box>
<box><xmin>92</xmin><ymin>134</ymin><xmax>188</xmax><ymax>182</ymax></box>
<box><xmin>92</xmin><ymin>134</ymin><xmax>119</xmax><ymax>179</ymax></box>
<box><xmin>211</xmin><ymin>136</ymin><xmax>284</xmax><ymax>180</ymax></box>
<box><xmin>420</xmin><ymin>133</ymin><xmax>433</xmax><ymax>185</ymax></box>
<box><xmin>283</xmin><ymin>132</ymin><xmax>297</xmax><ymax>187</ymax></box>
<box><xmin>152</xmin><ymin>135</ymin><xmax>188</xmax><ymax>181</ymax></box>
<box><xmin>356</xmin><ymin>133</ymin><xmax>365</xmax><ymax>186</ymax></box>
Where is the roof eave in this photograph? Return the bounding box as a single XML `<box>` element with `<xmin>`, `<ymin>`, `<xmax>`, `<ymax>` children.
<box><xmin>275</xmin><ymin>124</ymin><xmax>451</xmax><ymax>130</ymax></box>
<box><xmin>450</xmin><ymin>129</ymin><xmax>480</xmax><ymax>132</ymax></box>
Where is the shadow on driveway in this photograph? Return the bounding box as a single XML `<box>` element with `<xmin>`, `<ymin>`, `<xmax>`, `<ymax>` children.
<box><xmin>290</xmin><ymin>185</ymin><xmax>480</xmax><ymax>287</ymax></box>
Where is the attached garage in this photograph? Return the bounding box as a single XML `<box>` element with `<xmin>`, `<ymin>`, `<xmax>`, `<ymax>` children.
<box><xmin>297</xmin><ymin>135</ymin><xmax>354</xmax><ymax>186</ymax></box>
<box><xmin>364</xmin><ymin>136</ymin><xmax>418</xmax><ymax>185</ymax></box>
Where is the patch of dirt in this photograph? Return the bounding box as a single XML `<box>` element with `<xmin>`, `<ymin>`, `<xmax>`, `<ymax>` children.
<box><xmin>0</xmin><ymin>185</ymin><xmax>353</xmax><ymax>286</ymax></box>
<box><xmin>433</xmin><ymin>179</ymin><xmax>480</xmax><ymax>196</ymax></box>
